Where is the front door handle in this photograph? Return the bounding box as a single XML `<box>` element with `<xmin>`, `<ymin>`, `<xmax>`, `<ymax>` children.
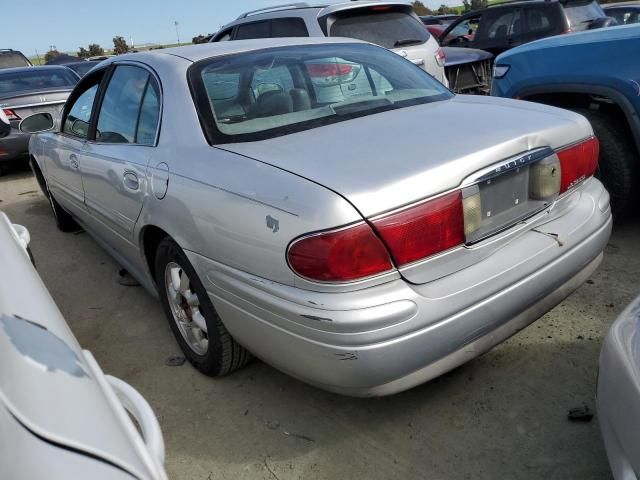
<box><xmin>69</xmin><ymin>154</ymin><xmax>79</xmax><ymax>170</ymax></box>
<box><xmin>123</xmin><ymin>171</ymin><xmax>140</xmax><ymax>191</ymax></box>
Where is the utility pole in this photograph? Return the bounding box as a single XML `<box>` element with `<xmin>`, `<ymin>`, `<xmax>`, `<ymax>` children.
<box><xmin>174</xmin><ymin>21</ymin><xmax>180</xmax><ymax>45</ymax></box>
<box><xmin>34</xmin><ymin>49</ymin><xmax>41</xmax><ymax>64</ymax></box>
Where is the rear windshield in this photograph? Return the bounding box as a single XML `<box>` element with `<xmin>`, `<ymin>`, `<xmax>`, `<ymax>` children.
<box><xmin>328</xmin><ymin>10</ymin><xmax>430</xmax><ymax>49</ymax></box>
<box><xmin>0</xmin><ymin>52</ymin><xmax>31</xmax><ymax>69</ymax></box>
<box><xmin>189</xmin><ymin>43</ymin><xmax>451</xmax><ymax>144</ymax></box>
<box><xmin>0</xmin><ymin>69</ymin><xmax>78</xmax><ymax>96</ymax></box>
<box><xmin>563</xmin><ymin>0</ymin><xmax>606</xmax><ymax>28</ymax></box>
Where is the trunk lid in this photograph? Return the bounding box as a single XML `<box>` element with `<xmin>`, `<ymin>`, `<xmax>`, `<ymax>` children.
<box><xmin>221</xmin><ymin>95</ymin><xmax>591</xmax><ymax>219</ymax></box>
<box><xmin>1</xmin><ymin>90</ymin><xmax>71</xmax><ymax>125</ymax></box>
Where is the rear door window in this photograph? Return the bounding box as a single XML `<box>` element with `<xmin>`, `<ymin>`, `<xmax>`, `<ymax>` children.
<box><xmin>328</xmin><ymin>10</ymin><xmax>430</xmax><ymax>49</ymax></box>
<box><xmin>481</xmin><ymin>11</ymin><xmax>518</xmax><ymax>40</ymax></box>
<box><xmin>96</xmin><ymin>65</ymin><xmax>149</xmax><ymax>144</ymax></box>
<box><xmin>235</xmin><ymin>20</ymin><xmax>271</xmax><ymax>40</ymax></box>
<box><xmin>271</xmin><ymin>18</ymin><xmax>309</xmax><ymax>37</ymax></box>
<box><xmin>563</xmin><ymin>0</ymin><xmax>606</xmax><ymax>29</ymax></box>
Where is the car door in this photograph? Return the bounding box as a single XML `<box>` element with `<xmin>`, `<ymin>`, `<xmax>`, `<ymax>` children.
<box><xmin>45</xmin><ymin>71</ymin><xmax>105</xmax><ymax>216</ymax></box>
<box><xmin>81</xmin><ymin>63</ymin><xmax>161</xmax><ymax>240</ymax></box>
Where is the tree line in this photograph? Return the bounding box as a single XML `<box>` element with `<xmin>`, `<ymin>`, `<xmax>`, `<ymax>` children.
<box><xmin>44</xmin><ymin>35</ymin><xmax>135</xmax><ymax>63</ymax></box>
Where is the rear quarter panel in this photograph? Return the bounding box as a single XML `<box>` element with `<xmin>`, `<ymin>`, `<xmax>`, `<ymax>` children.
<box><xmin>139</xmin><ymin>146</ymin><xmax>364</xmax><ymax>287</ymax></box>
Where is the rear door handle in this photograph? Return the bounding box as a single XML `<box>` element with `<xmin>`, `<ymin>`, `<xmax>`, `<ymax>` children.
<box><xmin>409</xmin><ymin>58</ymin><xmax>425</xmax><ymax>66</ymax></box>
<box><xmin>69</xmin><ymin>154</ymin><xmax>79</xmax><ymax>170</ymax></box>
<box><xmin>123</xmin><ymin>171</ymin><xmax>140</xmax><ymax>191</ymax></box>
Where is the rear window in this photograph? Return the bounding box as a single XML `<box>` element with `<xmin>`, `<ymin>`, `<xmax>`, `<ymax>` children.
<box><xmin>563</xmin><ymin>0</ymin><xmax>606</xmax><ymax>28</ymax></box>
<box><xmin>0</xmin><ymin>68</ymin><xmax>78</xmax><ymax>96</ymax></box>
<box><xmin>189</xmin><ymin>43</ymin><xmax>451</xmax><ymax>144</ymax></box>
<box><xmin>328</xmin><ymin>10</ymin><xmax>430</xmax><ymax>49</ymax></box>
<box><xmin>0</xmin><ymin>52</ymin><xmax>31</xmax><ymax>69</ymax></box>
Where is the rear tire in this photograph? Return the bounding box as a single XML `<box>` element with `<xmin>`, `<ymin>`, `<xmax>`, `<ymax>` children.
<box><xmin>154</xmin><ymin>237</ymin><xmax>251</xmax><ymax>376</ymax></box>
<box><xmin>47</xmin><ymin>186</ymin><xmax>79</xmax><ymax>232</ymax></box>
<box><xmin>570</xmin><ymin>108</ymin><xmax>638</xmax><ymax>218</ymax></box>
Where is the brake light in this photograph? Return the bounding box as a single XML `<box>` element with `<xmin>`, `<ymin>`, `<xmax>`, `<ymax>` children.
<box><xmin>556</xmin><ymin>137</ymin><xmax>599</xmax><ymax>194</ymax></box>
<box><xmin>371</xmin><ymin>5</ymin><xmax>392</xmax><ymax>11</ymax></box>
<box><xmin>435</xmin><ymin>47</ymin><xmax>446</xmax><ymax>67</ymax></box>
<box><xmin>2</xmin><ymin>109</ymin><xmax>20</xmax><ymax>121</ymax></box>
<box><xmin>372</xmin><ymin>191</ymin><xmax>465</xmax><ymax>267</ymax></box>
<box><xmin>306</xmin><ymin>63</ymin><xmax>353</xmax><ymax>78</ymax></box>
<box><xmin>287</xmin><ymin>223</ymin><xmax>393</xmax><ymax>282</ymax></box>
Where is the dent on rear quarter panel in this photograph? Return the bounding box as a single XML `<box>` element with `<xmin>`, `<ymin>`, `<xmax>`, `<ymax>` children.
<box><xmin>141</xmin><ymin>146</ymin><xmax>363</xmax><ymax>287</ymax></box>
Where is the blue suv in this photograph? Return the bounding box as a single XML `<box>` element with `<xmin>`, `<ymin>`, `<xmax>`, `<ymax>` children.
<box><xmin>492</xmin><ymin>24</ymin><xmax>640</xmax><ymax>217</ymax></box>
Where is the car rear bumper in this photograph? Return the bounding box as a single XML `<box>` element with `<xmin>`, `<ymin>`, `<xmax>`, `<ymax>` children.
<box><xmin>189</xmin><ymin>178</ymin><xmax>611</xmax><ymax>396</ymax></box>
<box><xmin>0</xmin><ymin>130</ymin><xmax>30</xmax><ymax>162</ymax></box>
<box><xmin>597</xmin><ymin>296</ymin><xmax>640</xmax><ymax>480</ymax></box>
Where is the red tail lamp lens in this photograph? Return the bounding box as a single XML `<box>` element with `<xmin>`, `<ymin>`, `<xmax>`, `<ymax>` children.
<box><xmin>372</xmin><ymin>191</ymin><xmax>465</xmax><ymax>267</ymax></box>
<box><xmin>557</xmin><ymin>137</ymin><xmax>599</xmax><ymax>193</ymax></box>
<box><xmin>306</xmin><ymin>63</ymin><xmax>353</xmax><ymax>78</ymax></box>
<box><xmin>287</xmin><ymin>223</ymin><xmax>393</xmax><ymax>282</ymax></box>
<box><xmin>2</xmin><ymin>109</ymin><xmax>20</xmax><ymax>121</ymax></box>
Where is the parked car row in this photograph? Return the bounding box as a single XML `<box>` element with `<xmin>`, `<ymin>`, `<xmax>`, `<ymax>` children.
<box><xmin>2</xmin><ymin>1</ymin><xmax>639</xmax><ymax>477</ymax></box>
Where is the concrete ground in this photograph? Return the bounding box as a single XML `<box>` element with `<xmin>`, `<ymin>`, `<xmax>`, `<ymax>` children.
<box><xmin>1</xmin><ymin>165</ymin><xmax>639</xmax><ymax>480</ymax></box>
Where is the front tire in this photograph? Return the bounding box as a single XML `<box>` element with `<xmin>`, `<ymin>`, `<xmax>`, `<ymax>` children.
<box><xmin>571</xmin><ymin>108</ymin><xmax>638</xmax><ymax>218</ymax></box>
<box><xmin>154</xmin><ymin>237</ymin><xmax>251</xmax><ymax>376</ymax></box>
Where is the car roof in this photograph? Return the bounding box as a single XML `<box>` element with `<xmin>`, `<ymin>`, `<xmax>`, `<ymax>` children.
<box><xmin>100</xmin><ymin>37</ymin><xmax>365</xmax><ymax>65</ymax></box>
<box><xmin>0</xmin><ymin>65</ymin><xmax>72</xmax><ymax>74</ymax></box>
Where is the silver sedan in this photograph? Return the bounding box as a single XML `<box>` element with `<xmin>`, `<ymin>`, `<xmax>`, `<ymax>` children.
<box><xmin>21</xmin><ymin>38</ymin><xmax>612</xmax><ymax>396</ymax></box>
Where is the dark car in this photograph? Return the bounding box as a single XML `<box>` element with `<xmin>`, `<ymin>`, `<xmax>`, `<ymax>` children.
<box><xmin>440</xmin><ymin>0</ymin><xmax>615</xmax><ymax>56</ymax></box>
<box><xmin>492</xmin><ymin>24</ymin><xmax>640</xmax><ymax>217</ymax></box>
<box><xmin>65</xmin><ymin>61</ymin><xmax>96</xmax><ymax>78</ymax></box>
<box><xmin>420</xmin><ymin>14</ymin><xmax>460</xmax><ymax>25</ymax></box>
<box><xmin>0</xmin><ymin>66</ymin><xmax>78</xmax><ymax>173</ymax></box>
<box><xmin>0</xmin><ymin>49</ymin><xmax>32</xmax><ymax>69</ymax></box>
<box><xmin>604</xmin><ymin>2</ymin><xmax>640</xmax><ymax>24</ymax></box>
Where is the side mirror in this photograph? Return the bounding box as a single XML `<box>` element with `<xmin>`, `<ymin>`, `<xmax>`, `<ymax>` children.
<box><xmin>19</xmin><ymin>113</ymin><xmax>54</xmax><ymax>134</ymax></box>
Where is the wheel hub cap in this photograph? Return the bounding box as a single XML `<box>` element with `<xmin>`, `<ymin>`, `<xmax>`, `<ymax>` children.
<box><xmin>164</xmin><ymin>262</ymin><xmax>208</xmax><ymax>355</ymax></box>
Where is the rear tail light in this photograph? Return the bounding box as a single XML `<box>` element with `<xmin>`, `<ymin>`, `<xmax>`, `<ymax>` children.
<box><xmin>435</xmin><ymin>47</ymin><xmax>446</xmax><ymax>68</ymax></box>
<box><xmin>372</xmin><ymin>191</ymin><xmax>465</xmax><ymax>267</ymax></box>
<box><xmin>306</xmin><ymin>63</ymin><xmax>353</xmax><ymax>78</ymax></box>
<box><xmin>2</xmin><ymin>109</ymin><xmax>20</xmax><ymax>121</ymax></box>
<box><xmin>556</xmin><ymin>137</ymin><xmax>599</xmax><ymax>193</ymax></box>
<box><xmin>287</xmin><ymin>223</ymin><xmax>393</xmax><ymax>282</ymax></box>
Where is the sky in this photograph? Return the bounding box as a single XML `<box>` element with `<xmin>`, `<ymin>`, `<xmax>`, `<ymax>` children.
<box><xmin>5</xmin><ymin>0</ymin><xmax>459</xmax><ymax>57</ymax></box>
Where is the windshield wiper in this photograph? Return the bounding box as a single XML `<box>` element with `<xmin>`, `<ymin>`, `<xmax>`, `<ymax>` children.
<box><xmin>393</xmin><ymin>39</ymin><xmax>424</xmax><ymax>47</ymax></box>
